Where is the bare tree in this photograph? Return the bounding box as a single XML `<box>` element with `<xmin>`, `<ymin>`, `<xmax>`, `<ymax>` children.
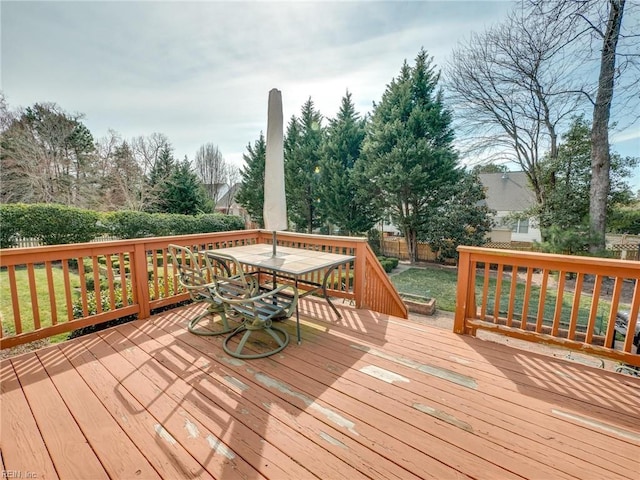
<box><xmin>447</xmin><ymin>0</ymin><xmax>638</xmax><ymax>248</ymax></box>
<box><xmin>0</xmin><ymin>101</ymin><xmax>98</xmax><ymax>207</ymax></box>
<box><xmin>446</xmin><ymin>5</ymin><xmax>581</xmax><ymax>222</ymax></box>
<box><xmin>528</xmin><ymin>0</ymin><xmax>637</xmax><ymax>250</ymax></box>
<box><xmin>588</xmin><ymin>0</ymin><xmax>626</xmax><ymax>250</ymax></box>
<box><xmin>219</xmin><ymin>163</ymin><xmax>241</xmax><ymax>212</ymax></box>
<box><xmin>129</xmin><ymin>133</ymin><xmax>172</xmax><ymax>210</ymax></box>
<box><xmin>95</xmin><ymin>131</ymin><xmax>144</xmax><ymax>210</ymax></box>
<box><xmin>194</xmin><ymin>143</ymin><xmax>227</xmax><ymax>203</ymax></box>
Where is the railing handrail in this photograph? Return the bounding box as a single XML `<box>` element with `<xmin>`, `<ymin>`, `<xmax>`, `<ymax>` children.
<box><xmin>0</xmin><ymin>229</ymin><xmax>407</xmax><ymax>349</ymax></box>
<box><xmin>455</xmin><ymin>246</ymin><xmax>640</xmax><ymax>367</ymax></box>
<box><xmin>458</xmin><ymin>246</ymin><xmax>640</xmax><ymax>271</ymax></box>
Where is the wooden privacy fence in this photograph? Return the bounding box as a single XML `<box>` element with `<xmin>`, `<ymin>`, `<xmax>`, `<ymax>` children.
<box><xmin>0</xmin><ymin>230</ymin><xmax>406</xmax><ymax>349</ymax></box>
<box><xmin>381</xmin><ymin>238</ymin><xmax>437</xmax><ymax>262</ymax></box>
<box><xmin>454</xmin><ymin>246</ymin><xmax>640</xmax><ymax>366</ymax></box>
<box><xmin>383</xmin><ymin>237</ymin><xmax>639</xmax><ymax>262</ymax></box>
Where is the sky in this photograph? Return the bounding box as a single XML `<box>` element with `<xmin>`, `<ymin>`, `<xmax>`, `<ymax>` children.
<box><xmin>2</xmin><ymin>0</ymin><xmax>639</xmax><ymax>187</ymax></box>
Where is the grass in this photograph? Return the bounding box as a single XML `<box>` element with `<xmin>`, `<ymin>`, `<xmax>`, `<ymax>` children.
<box><xmin>0</xmin><ymin>265</ymin><xmax>81</xmax><ymax>342</ymax></box>
<box><xmin>390</xmin><ymin>267</ymin><xmax>459</xmax><ymax>312</ymax></box>
<box><xmin>1</xmin><ymin>256</ymin><xmax>175</xmax><ymax>345</ymax></box>
<box><xmin>390</xmin><ymin>266</ymin><xmax>619</xmax><ymax>334</ymax></box>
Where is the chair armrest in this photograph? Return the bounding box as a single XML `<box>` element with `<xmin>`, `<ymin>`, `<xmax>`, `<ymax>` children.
<box><xmin>214</xmin><ymin>283</ymin><xmax>298</xmax><ymax>305</ymax></box>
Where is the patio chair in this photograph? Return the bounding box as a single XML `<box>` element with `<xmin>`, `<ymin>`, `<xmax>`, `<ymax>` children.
<box><xmin>168</xmin><ymin>244</ymin><xmax>253</xmax><ymax>336</ymax></box>
<box><xmin>206</xmin><ymin>251</ymin><xmax>298</xmax><ymax>359</ymax></box>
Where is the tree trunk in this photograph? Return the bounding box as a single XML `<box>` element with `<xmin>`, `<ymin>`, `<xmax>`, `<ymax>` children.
<box><xmin>404</xmin><ymin>227</ymin><xmax>418</xmax><ymax>265</ymax></box>
<box><xmin>589</xmin><ymin>0</ymin><xmax>625</xmax><ymax>253</ymax></box>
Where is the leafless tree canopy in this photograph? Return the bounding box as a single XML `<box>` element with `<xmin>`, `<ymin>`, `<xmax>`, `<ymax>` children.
<box><xmin>194</xmin><ymin>143</ymin><xmax>227</xmax><ymax>202</ymax></box>
<box><xmin>446</xmin><ymin>0</ymin><xmax>637</xmax><ymax>246</ymax></box>
<box><xmin>0</xmin><ymin>102</ymin><xmax>99</xmax><ymax>207</ymax></box>
<box><xmin>446</xmin><ymin>4</ymin><xmax>583</xmax><ymax>206</ymax></box>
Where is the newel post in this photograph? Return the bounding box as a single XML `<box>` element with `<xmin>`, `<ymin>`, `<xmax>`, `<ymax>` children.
<box><xmin>354</xmin><ymin>241</ymin><xmax>367</xmax><ymax>309</ymax></box>
<box><xmin>453</xmin><ymin>247</ymin><xmax>471</xmax><ymax>334</ymax></box>
<box><xmin>133</xmin><ymin>242</ymin><xmax>151</xmax><ymax>319</ymax></box>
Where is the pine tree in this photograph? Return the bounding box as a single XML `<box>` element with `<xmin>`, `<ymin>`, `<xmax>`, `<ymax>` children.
<box><xmin>146</xmin><ymin>143</ymin><xmax>176</xmax><ymax>212</ymax></box>
<box><xmin>319</xmin><ymin>91</ymin><xmax>374</xmax><ymax>235</ymax></box>
<box><xmin>358</xmin><ymin>49</ymin><xmax>461</xmax><ymax>263</ymax></box>
<box><xmin>284</xmin><ymin>98</ymin><xmax>325</xmax><ymax>233</ymax></box>
<box><xmin>164</xmin><ymin>158</ymin><xmax>211</xmax><ymax>215</ymax></box>
<box><xmin>236</xmin><ymin>133</ymin><xmax>267</xmax><ymax>227</ymax></box>
<box><xmin>425</xmin><ymin>172</ymin><xmax>493</xmax><ymax>261</ymax></box>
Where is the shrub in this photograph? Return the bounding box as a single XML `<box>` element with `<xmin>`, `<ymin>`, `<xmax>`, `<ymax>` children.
<box><xmin>0</xmin><ymin>203</ymin><xmax>102</xmax><ymax>246</ymax></box>
<box><xmin>102</xmin><ymin>211</ymin><xmax>157</xmax><ymax>238</ymax></box>
<box><xmin>0</xmin><ymin>203</ymin><xmax>25</xmax><ymax>248</ymax></box>
<box><xmin>102</xmin><ymin>210</ymin><xmax>245</xmax><ymax>239</ymax></box>
<box><xmin>377</xmin><ymin>256</ymin><xmax>399</xmax><ymax>273</ymax></box>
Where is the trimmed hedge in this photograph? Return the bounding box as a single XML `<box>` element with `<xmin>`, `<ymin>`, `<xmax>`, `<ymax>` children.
<box><xmin>0</xmin><ymin>204</ymin><xmax>246</xmax><ymax>247</ymax></box>
<box><xmin>0</xmin><ymin>203</ymin><xmax>101</xmax><ymax>247</ymax></box>
<box><xmin>102</xmin><ymin>211</ymin><xmax>245</xmax><ymax>238</ymax></box>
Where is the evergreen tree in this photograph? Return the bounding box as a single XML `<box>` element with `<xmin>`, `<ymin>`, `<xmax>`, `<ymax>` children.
<box><xmin>319</xmin><ymin>91</ymin><xmax>374</xmax><ymax>235</ymax></box>
<box><xmin>423</xmin><ymin>172</ymin><xmax>493</xmax><ymax>261</ymax></box>
<box><xmin>358</xmin><ymin>49</ymin><xmax>461</xmax><ymax>263</ymax></box>
<box><xmin>285</xmin><ymin>98</ymin><xmax>325</xmax><ymax>233</ymax></box>
<box><xmin>146</xmin><ymin>143</ymin><xmax>176</xmax><ymax>212</ymax></box>
<box><xmin>164</xmin><ymin>158</ymin><xmax>211</xmax><ymax>215</ymax></box>
<box><xmin>236</xmin><ymin>133</ymin><xmax>267</xmax><ymax>227</ymax></box>
<box><xmin>536</xmin><ymin>116</ymin><xmax>637</xmax><ymax>251</ymax></box>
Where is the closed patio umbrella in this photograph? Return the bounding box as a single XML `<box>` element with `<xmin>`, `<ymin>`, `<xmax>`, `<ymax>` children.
<box><xmin>263</xmin><ymin>88</ymin><xmax>287</xmax><ymax>256</ymax></box>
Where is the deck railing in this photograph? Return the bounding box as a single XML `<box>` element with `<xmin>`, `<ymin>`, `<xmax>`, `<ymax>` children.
<box><xmin>454</xmin><ymin>246</ymin><xmax>640</xmax><ymax>366</ymax></box>
<box><xmin>0</xmin><ymin>230</ymin><xmax>407</xmax><ymax>349</ymax></box>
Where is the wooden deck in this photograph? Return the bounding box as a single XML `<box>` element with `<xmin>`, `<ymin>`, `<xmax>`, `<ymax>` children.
<box><xmin>2</xmin><ymin>298</ymin><xmax>639</xmax><ymax>479</ymax></box>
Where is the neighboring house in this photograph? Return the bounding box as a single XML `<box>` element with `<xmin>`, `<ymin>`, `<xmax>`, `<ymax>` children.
<box><xmin>215</xmin><ymin>183</ymin><xmax>256</xmax><ymax>228</ymax></box>
<box><xmin>203</xmin><ymin>182</ymin><xmax>228</xmax><ymax>204</ymax></box>
<box><xmin>478</xmin><ymin>172</ymin><xmax>542</xmax><ymax>243</ymax></box>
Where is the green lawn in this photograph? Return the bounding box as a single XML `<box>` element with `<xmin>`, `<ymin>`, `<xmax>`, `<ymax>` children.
<box><xmin>390</xmin><ymin>266</ymin><xmax>617</xmax><ymax>334</ymax></box>
<box><xmin>390</xmin><ymin>267</ymin><xmax>459</xmax><ymax>312</ymax></box>
<box><xmin>0</xmin><ymin>265</ymin><xmax>80</xmax><ymax>342</ymax></box>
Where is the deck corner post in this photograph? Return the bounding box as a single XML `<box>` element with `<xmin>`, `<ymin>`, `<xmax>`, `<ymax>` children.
<box><xmin>453</xmin><ymin>248</ymin><xmax>472</xmax><ymax>335</ymax></box>
<box><xmin>354</xmin><ymin>241</ymin><xmax>367</xmax><ymax>309</ymax></box>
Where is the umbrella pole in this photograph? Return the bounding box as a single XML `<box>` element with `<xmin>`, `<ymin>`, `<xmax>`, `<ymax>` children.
<box><xmin>272</xmin><ymin>231</ymin><xmax>277</xmax><ymax>257</ymax></box>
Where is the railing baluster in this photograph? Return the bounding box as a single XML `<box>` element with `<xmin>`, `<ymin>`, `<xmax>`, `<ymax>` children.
<box><xmin>521</xmin><ymin>267</ymin><xmax>533</xmax><ymax>331</ymax></box>
<box><xmin>493</xmin><ymin>264</ymin><xmax>503</xmax><ymax>322</ymax></box>
<box><xmin>585</xmin><ymin>275</ymin><xmax>603</xmax><ymax>343</ymax></box>
<box><xmin>551</xmin><ymin>271</ymin><xmax>566</xmax><ymax>337</ymax></box>
<box><xmin>62</xmin><ymin>260</ymin><xmax>73</xmax><ymax>321</ymax></box>
<box><xmin>481</xmin><ymin>263</ymin><xmax>489</xmax><ymax>320</ymax></box>
<box><xmin>604</xmin><ymin>277</ymin><xmax>624</xmax><ymax>348</ymax></box>
<box><xmin>105</xmin><ymin>254</ymin><xmax>116</xmax><ymax>311</ymax></box>
<box><xmin>567</xmin><ymin>273</ymin><xmax>584</xmax><ymax>340</ymax></box>
<box><xmin>92</xmin><ymin>257</ymin><xmax>102</xmax><ymax>315</ymax></box>
<box><xmin>623</xmin><ymin>280</ymin><xmax>639</xmax><ymax>353</ymax></box>
<box><xmin>536</xmin><ymin>269</ymin><xmax>549</xmax><ymax>333</ymax></box>
<box><xmin>507</xmin><ymin>265</ymin><xmax>518</xmax><ymax>327</ymax></box>
<box><xmin>27</xmin><ymin>264</ymin><xmax>40</xmax><ymax>330</ymax></box>
<box><xmin>8</xmin><ymin>265</ymin><xmax>21</xmax><ymax>334</ymax></box>
<box><xmin>45</xmin><ymin>261</ymin><xmax>57</xmax><ymax>326</ymax></box>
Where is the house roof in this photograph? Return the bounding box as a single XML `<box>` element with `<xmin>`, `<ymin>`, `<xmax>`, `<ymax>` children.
<box><xmin>478</xmin><ymin>172</ymin><xmax>537</xmax><ymax>212</ymax></box>
<box><xmin>215</xmin><ymin>183</ymin><xmax>241</xmax><ymax>209</ymax></box>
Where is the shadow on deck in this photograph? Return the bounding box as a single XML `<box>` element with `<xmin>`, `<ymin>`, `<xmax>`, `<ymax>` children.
<box><xmin>2</xmin><ymin>298</ymin><xmax>639</xmax><ymax>479</ymax></box>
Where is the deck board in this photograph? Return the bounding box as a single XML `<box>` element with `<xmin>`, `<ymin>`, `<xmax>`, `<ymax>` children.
<box><xmin>2</xmin><ymin>299</ymin><xmax>639</xmax><ymax>480</ymax></box>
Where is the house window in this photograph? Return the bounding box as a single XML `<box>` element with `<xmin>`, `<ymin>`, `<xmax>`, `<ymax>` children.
<box><xmin>511</xmin><ymin>218</ymin><xmax>529</xmax><ymax>234</ymax></box>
